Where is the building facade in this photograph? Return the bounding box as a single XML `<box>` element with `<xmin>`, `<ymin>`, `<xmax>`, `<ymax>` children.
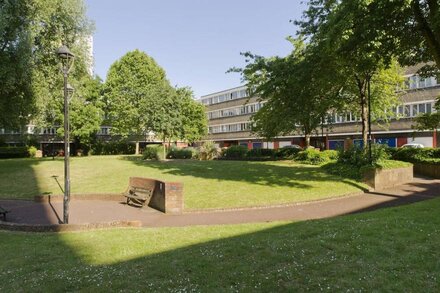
<box><xmin>200</xmin><ymin>68</ymin><xmax>440</xmax><ymax>150</ymax></box>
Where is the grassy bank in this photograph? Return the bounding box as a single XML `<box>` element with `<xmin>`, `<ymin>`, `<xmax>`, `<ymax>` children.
<box><xmin>0</xmin><ymin>156</ymin><xmax>366</xmax><ymax>209</ymax></box>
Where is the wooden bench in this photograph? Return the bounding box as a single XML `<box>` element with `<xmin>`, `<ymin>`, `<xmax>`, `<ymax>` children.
<box><xmin>0</xmin><ymin>206</ymin><xmax>10</xmax><ymax>221</ymax></box>
<box><xmin>124</xmin><ymin>177</ymin><xmax>155</xmax><ymax>207</ymax></box>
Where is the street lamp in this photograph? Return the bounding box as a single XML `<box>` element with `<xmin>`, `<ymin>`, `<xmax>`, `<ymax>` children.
<box><xmin>57</xmin><ymin>45</ymin><xmax>75</xmax><ymax>224</ymax></box>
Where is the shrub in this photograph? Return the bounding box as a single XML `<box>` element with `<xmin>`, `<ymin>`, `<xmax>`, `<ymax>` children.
<box><xmin>275</xmin><ymin>147</ymin><xmax>301</xmax><ymax>160</ymax></box>
<box><xmin>199</xmin><ymin>141</ymin><xmax>218</xmax><ymax>160</ymax></box>
<box><xmin>142</xmin><ymin>146</ymin><xmax>160</xmax><ymax>160</ymax></box>
<box><xmin>221</xmin><ymin>145</ymin><xmax>248</xmax><ymax>159</ymax></box>
<box><xmin>167</xmin><ymin>147</ymin><xmax>193</xmax><ymax>159</ymax></box>
<box><xmin>246</xmin><ymin>148</ymin><xmax>276</xmax><ymax>159</ymax></box>
<box><xmin>392</xmin><ymin>147</ymin><xmax>440</xmax><ymax>164</ymax></box>
<box><xmin>0</xmin><ymin>147</ymin><xmax>29</xmax><ymax>159</ymax></box>
<box><xmin>91</xmin><ymin>141</ymin><xmax>135</xmax><ymax>155</ymax></box>
<box><xmin>28</xmin><ymin>146</ymin><xmax>37</xmax><ymax>158</ymax></box>
<box><xmin>322</xmin><ymin>150</ymin><xmax>339</xmax><ymax>161</ymax></box>
<box><xmin>295</xmin><ymin>148</ymin><xmax>332</xmax><ymax>165</ymax></box>
<box><xmin>338</xmin><ymin>144</ymin><xmax>390</xmax><ymax>167</ymax></box>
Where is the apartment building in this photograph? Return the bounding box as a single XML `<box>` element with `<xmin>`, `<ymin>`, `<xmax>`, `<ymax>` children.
<box><xmin>200</xmin><ymin>67</ymin><xmax>440</xmax><ymax>150</ymax></box>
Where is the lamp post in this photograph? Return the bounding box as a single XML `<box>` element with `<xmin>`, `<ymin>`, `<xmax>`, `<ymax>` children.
<box><xmin>57</xmin><ymin>45</ymin><xmax>75</xmax><ymax>224</ymax></box>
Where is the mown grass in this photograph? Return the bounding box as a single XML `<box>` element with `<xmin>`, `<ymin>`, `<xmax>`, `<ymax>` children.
<box><xmin>0</xmin><ymin>156</ymin><xmax>366</xmax><ymax>209</ymax></box>
<box><xmin>1</xmin><ymin>197</ymin><xmax>439</xmax><ymax>291</ymax></box>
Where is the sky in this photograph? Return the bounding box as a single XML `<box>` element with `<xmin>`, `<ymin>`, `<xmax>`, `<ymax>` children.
<box><xmin>86</xmin><ymin>0</ymin><xmax>306</xmax><ymax>98</ymax></box>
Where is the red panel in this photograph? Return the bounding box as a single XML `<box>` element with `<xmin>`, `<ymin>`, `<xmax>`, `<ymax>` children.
<box><xmin>274</xmin><ymin>141</ymin><xmax>280</xmax><ymax>149</ymax></box>
<box><xmin>397</xmin><ymin>137</ymin><xmax>407</xmax><ymax>147</ymax></box>
<box><xmin>247</xmin><ymin>141</ymin><xmax>252</xmax><ymax>150</ymax></box>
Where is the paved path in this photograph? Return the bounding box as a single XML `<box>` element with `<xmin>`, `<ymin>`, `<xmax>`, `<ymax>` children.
<box><xmin>1</xmin><ymin>177</ymin><xmax>439</xmax><ymax>228</ymax></box>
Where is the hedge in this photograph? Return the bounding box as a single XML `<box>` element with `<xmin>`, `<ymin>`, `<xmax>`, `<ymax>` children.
<box><xmin>0</xmin><ymin>147</ymin><xmax>31</xmax><ymax>159</ymax></box>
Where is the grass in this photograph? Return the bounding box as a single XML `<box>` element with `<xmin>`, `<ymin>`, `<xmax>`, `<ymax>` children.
<box><xmin>0</xmin><ymin>156</ymin><xmax>367</xmax><ymax>209</ymax></box>
<box><xmin>1</xmin><ymin>197</ymin><xmax>440</xmax><ymax>291</ymax></box>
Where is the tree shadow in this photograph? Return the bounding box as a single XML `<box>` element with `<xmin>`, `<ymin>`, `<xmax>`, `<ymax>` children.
<box><xmin>119</xmin><ymin>157</ymin><xmax>366</xmax><ymax>190</ymax></box>
<box><xmin>2</xmin><ymin>194</ymin><xmax>440</xmax><ymax>291</ymax></box>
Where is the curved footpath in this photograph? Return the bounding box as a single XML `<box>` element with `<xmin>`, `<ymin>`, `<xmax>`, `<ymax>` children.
<box><xmin>1</xmin><ymin>177</ymin><xmax>439</xmax><ymax>229</ymax></box>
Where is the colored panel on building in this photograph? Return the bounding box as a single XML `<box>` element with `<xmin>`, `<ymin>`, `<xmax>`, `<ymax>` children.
<box><xmin>247</xmin><ymin>142</ymin><xmax>252</xmax><ymax>150</ymax></box>
<box><xmin>329</xmin><ymin>140</ymin><xmax>345</xmax><ymax>150</ymax></box>
<box><xmin>353</xmin><ymin>139</ymin><xmax>364</xmax><ymax>148</ymax></box>
<box><xmin>274</xmin><ymin>141</ymin><xmax>280</xmax><ymax>149</ymax></box>
<box><xmin>375</xmin><ymin>138</ymin><xmax>397</xmax><ymax>147</ymax></box>
<box><xmin>397</xmin><ymin>137</ymin><xmax>408</xmax><ymax>147</ymax></box>
<box><xmin>253</xmin><ymin>142</ymin><xmax>262</xmax><ymax>149</ymax></box>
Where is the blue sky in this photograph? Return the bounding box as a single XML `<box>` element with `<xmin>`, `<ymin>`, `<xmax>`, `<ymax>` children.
<box><xmin>86</xmin><ymin>0</ymin><xmax>306</xmax><ymax>98</ymax></box>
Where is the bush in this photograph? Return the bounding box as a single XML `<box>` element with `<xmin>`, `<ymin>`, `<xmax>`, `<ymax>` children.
<box><xmin>322</xmin><ymin>150</ymin><xmax>339</xmax><ymax>161</ymax></box>
<box><xmin>167</xmin><ymin>147</ymin><xmax>193</xmax><ymax>159</ymax></box>
<box><xmin>246</xmin><ymin>148</ymin><xmax>276</xmax><ymax>159</ymax></box>
<box><xmin>199</xmin><ymin>141</ymin><xmax>218</xmax><ymax>160</ymax></box>
<box><xmin>338</xmin><ymin>144</ymin><xmax>390</xmax><ymax>167</ymax></box>
<box><xmin>295</xmin><ymin>148</ymin><xmax>333</xmax><ymax>165</ymax></box>
<box><xmin>142</xmin><ymin>146</ymin><xmax>160</xmax><ymax>160</ymax></box>
<box><xmin>275</xmin><ymin>147</ymin><xmax>302</xmax><ymax>160</ymax></box>
<box><xmin>221</xmin><ymin>145</ymin><xmax>248</xmax><ymax>159</ymax></box>
<box><xmin>0</xmin><ymin>147</ymin><xmax>29</xmax><ymax>159</ymax></box>
<box><xmin>28</xmin><ymin>146</ymin><xmax>37</xmax><ymax>158</ymax></box>
<box><xmin>91</xmin><ymin>141</ymin><xmax>136</xmax><ymax>155</ymax></box>
<box><xmin>392</xmin><ymin>147</ymin><xmax>440</xmax><ymax>164</ymax></box>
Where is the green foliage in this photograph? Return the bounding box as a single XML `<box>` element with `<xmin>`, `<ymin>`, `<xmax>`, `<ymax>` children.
<box><xmin>246</xmin><ymin>148</ymin><xmax>276</xmax><ymax>159</ymax></box>
<box><xmin>104</xmin><ymin>49</ymin><xmax>173</xmax><ymax>140</ymax></box>
<box><xmin>90</xmin><ymin>141</ymin><xmax>135</xmax><ymax>156</ymax></box>
<box><xmin>0</xmin><ymin>0</ymin><xmax>34</xmax><ymax>129</ymax></box>
<box><xmin>199</xmin><ymin>141</ymin><xmax>218</xmax><ymax>160</ymax></box>
<box><xmin>28</xmin><ymin>146</ymin><xmax>37</xmax><ymax>158</ymax></box>
<box><xmin>392</xmin><ymin>147</ymin><xmax>440</xmax><ymax>165</ymax></box>
<box><xmin>142</xmin><ymin>146</ymin><xmax>160</xmax><ymax>160</ymax></box>
<box><xmin>338</xmin><ymin>144</ymin><xmax>390</xmax><ymax>167</ymax></box>
<box><xmin>221</xmin><ymin>145</ymin><xmax>248</xmax><ymax>159</ymax></box>
<box><xmin>177</xmin><ymin>87</ymin><xmax>208</xmax><ymax>143</ymax></box>
<box><xmin>0</xmin><ymin>147</ymin><xmax>29</xmax><ymax>159</ymax></box>
<box><xmin>167</xmin><ymin>147</ymin><xmax>193</xmax><ymax>159</ymax></box>
<box><xmin>236</xmin><ymin>38</ymin><xmax>341</xmax><ymax>146</ymax></box>
<box><xmin>321</xmin><ymin>162</ymin><xmax>363</xmax><ymax>180</ymax></box>
<box><xmin>295</xmin><ymin>148</ymin><xmax>335</xmax><ymax>165</ymax></box>
<box><xmin>274</xmin><ymin>147</ymin><xmax>302</xmax><ymax>160</ymax></box>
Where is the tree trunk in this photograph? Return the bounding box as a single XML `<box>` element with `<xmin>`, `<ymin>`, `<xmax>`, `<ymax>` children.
<box><xmin>361</xmin><ymin>94</ymin><xmax>369</xmax><ymax>148</ymax></box>
<box><xmin>135</xmin><ymin>141</ymin><xmax>139</xmax><ymax>155</ymax></box>
<box><xmin>304</xmin><ymin>133</ymin><xmax>311</xmax><ymax>148</ymax></box>
<box><xmin>355</xmin><ymin>75</ymin><xmax>369</xmax><ymax>148</ymax></box>
<box><xmin>163</xmin><ymin>139</ymin><xmax>166</xmax><ymax>160</ymax></box>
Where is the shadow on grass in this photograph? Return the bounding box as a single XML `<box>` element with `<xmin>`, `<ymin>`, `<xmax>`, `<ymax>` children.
<box><xmin>119</xmin><ymin>157</ymin><xmax>366</xmax><ymax>190</ymax></box>
<box><xmin>0</xmin><ymin>158</ymin><xmax>42</xmax><ymax>200</ymax></box>
<box><xmin>2</xmin><ymin>195</ymin><xmax>440</xmax><ymax>291</ymax></box>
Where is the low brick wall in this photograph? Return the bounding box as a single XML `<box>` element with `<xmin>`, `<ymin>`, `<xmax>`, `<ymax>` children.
<box><xmin>35</xmin><ymin>193</ymin><xmax>125</xmax><ymax>203</ymax></box>
<box><xmin>149</xmin><ymin>181</ymin><xmax>184</xmax><ymax>214</ymax></box>
<box><xmin>414</xmin><ymin>163</ymin><xmax>440</xmax><ymax>179</ymax></box>
<box><xmin>34</xmin><ymin>178</ymin><xmax>184</xmax><ymax>214</ymax></box>
<box><xmin>363</xmin><ymin>166</ymin><xmax>413</xmax><ymax>190</ymax></box>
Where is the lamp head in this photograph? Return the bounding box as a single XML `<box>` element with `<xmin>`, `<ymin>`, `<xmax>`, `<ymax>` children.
<box><xmin>56</xmin><ymin>45</ymin><xmax>75</xmax><ymax>60</ymax></box>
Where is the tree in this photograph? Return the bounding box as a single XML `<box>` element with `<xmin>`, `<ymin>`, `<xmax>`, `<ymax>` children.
<box><xmin>297</xmin><ymin>0</ymin><xmax>403</xmax><ymax>146</ymax></box>
<box><xmin>236</xmin><ymin>38</ymin><xmax>342</xmax><ymax>147</ymax></box>
<box><xmin>0</xmin><ymin>0</ymin><xmax>34</xmax><ymax>129</ymax></box>
<box><xmin>104</xmin><ymin>50</ymin><xmax>173</xmax><ymax>154</ymax></box>
<box><xmin>176</xmin><ymin>87</ymin><xmax>208</xmax><ymax>144</ymax></box>
<box><xmin>68</xmin><ymin>76</ymin><xmax>104</xmax><ymax>149</ymax></box>
<box><xmin>0</xmin><ymin>0</ymin><xmax>94</xmax><ymax>133</ymax></box>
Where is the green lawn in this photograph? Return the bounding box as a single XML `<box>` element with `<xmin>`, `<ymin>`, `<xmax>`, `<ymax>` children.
<box><xmin>0</xmin><ymin>156</ymin><xmax>366</xmax><ymax>209</ymax></box>
<box><xmin>1</xmin><ymin>197</ymin><xmax>439</xmax><ymax>291</ymax></box>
